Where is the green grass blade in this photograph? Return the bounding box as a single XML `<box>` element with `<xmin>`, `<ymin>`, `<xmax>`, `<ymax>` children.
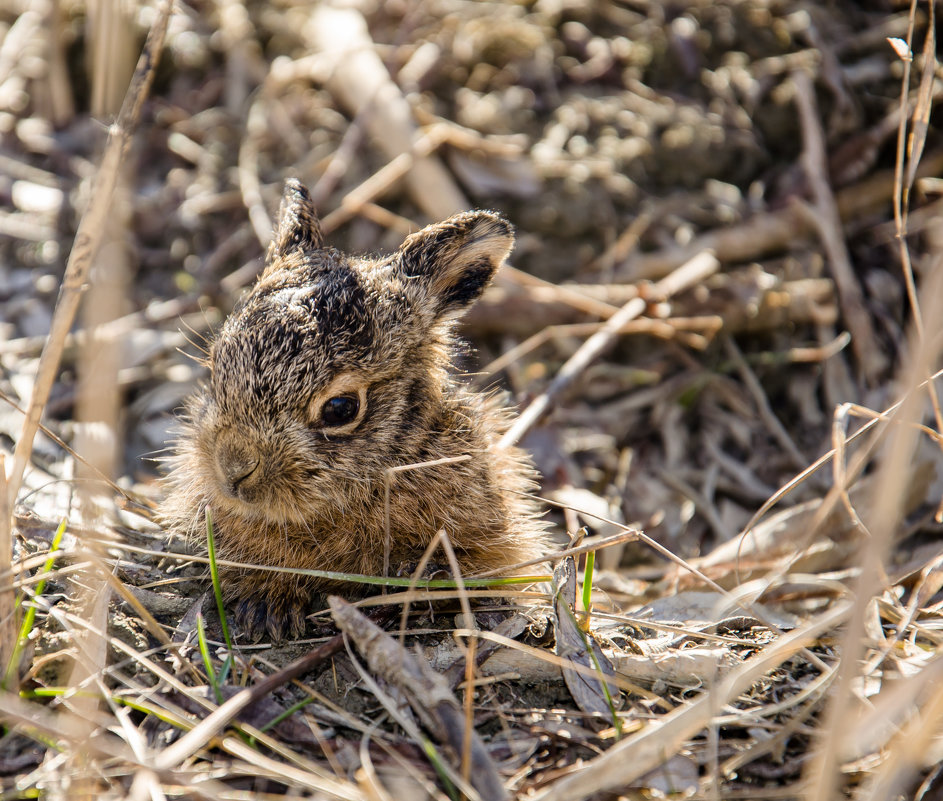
<box><xmin>2</xmin><ymin>518</ymin><xmax>67</xmax><ymax>690</ymax></box>
<box><xmin>196</xmin><ymin>611</ymin><xmax>222</xmax><ymax>704</ymax></box>
<box><xmin>581</xmin><ymin>549</ymin><xmax>595</xmax><ymax>626</ymax></box>
<box><xmin>205</xmin><ymin>509</ymin><xmax>234</xmax><ymax>685</ymax></box>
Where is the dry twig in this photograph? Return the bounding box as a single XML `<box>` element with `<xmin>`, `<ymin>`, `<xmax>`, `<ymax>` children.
<box><xmin>330</xmin><ymin>596</ymin><xmax>509</xmax><ymax>801</ymax></box>
<box><xmin>500</xmin><ymin>250</ymin><xmax>719</xmax><ymax>447</ymax></box>
<box><xmin>793</xmin><ymin>68</ymin><xmax>886</xmax><ymax>384</ymax></box>
<box><xmin>307</xmin><ymin>3</ymin><xmax>467</xmax><ymax>219</ymax></box>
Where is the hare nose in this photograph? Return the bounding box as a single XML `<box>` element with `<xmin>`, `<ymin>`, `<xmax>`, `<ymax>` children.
<box><xmin>215</xmin><ymin>438</ymin><xmax>260</xmax><ymax>491</ymax></box>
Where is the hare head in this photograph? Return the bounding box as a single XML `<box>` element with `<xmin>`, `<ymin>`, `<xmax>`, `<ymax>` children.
<box><xmin>183</xmin><ymin>180</ymin><xmax>512</xmax><ymax>523</ymax></box>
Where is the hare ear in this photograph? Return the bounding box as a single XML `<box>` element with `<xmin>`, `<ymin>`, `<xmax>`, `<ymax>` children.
<box><xmin>397</xmin><ymin>211</ymin><xmax>513</xmax><ymax>321</ymax></box>
<box><xmin>268</xmin><ymin>179</ymin><xmax>323</xmax><ymax>262</ymax></box>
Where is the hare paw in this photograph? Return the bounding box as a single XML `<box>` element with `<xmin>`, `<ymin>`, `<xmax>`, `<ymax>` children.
<box><xmin>232</xmin><ymin>593</ymin><xmax>309</xmax><ymax>643</ymax></box>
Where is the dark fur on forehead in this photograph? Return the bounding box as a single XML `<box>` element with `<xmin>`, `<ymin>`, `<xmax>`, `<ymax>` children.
<box><xmin>211</xmin><ymin>261</ymin><xmax>375</xmax><ymax>414</ymax></box>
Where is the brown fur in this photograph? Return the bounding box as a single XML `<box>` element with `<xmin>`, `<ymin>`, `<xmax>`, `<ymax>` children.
<box><xmin>160</xmin><ymin>180</ymin><xmax>548</xmax><ymax>640</ymax></box>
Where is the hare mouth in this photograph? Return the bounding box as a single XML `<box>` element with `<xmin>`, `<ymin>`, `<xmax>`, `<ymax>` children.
<box><xmin>211</xmin><ymin>478</ymin><xmax>319</xmax><ymax>522</ymax></box>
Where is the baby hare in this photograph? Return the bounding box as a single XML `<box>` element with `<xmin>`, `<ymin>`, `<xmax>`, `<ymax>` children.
<box><xmin>161</xmin><ymin>180</ymin><xmax>548</xmax><ymax>640</ymax></box>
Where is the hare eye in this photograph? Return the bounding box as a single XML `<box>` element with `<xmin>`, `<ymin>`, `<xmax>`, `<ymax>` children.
<box><xmin>321</xmin><ymin>394</ymin><xmax>360</xmax><ymax>427</ymax></box>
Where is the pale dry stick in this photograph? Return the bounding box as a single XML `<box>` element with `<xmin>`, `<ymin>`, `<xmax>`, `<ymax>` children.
<box><xmin>0</xmin><ymin>210</ymin><xmax>56</xmax><ymax>242</ymax></box>
<box><xmin>217</xmin><ymin>0</ymin><xmax>254</xmax><ymax>115</ymax></box>
<box><xmin>620</xmin><ymin>205</ymin><xmax>806</xmax><ymax>282</ymax></box>
<box><xmin>319</xmin><ymin>125</ymin><xmax>450</xmax><ymax>234</ymax></box>
<box><xmin>308</xmin><ymin>109</ymin><xmax>366</xmax><ymax>208</ymax></box>
<box><xmin>723</xmin><ymin>337</ymin><xmax>808</xmax><ymax>471</ymax></box>
<box><xmin>449</xmin><ymin>628</ymin><xmax>671</xmax><ymax>706</ymax></box>
<box><xmin>903</xmin><ymin>4</ymin><xmax>935</xmax><ymax>197</ymax></box>
<box><xmin>793</xmin><ymin>68</ymin><xmax>886</xmax><ymax>385</ymax></box>
<box><xmin>891</xmin><ymin>4</ymin><xmax>920</xmax><ymax>329</ymax></box>
<box><xmin>306</xmin><ymin>4</ymin><xmax>467</xmax><ymax>219</ymax></box>
<box><xmin>0</xmin><ymin>8</ymin><xmax>40</xmax><ymax>85</ymax></box>
<box><xmin>5</xmin><ymin>0</ymin><xmax>171</xmax><ymax>505</ymax></box>
<box><xmin>831</xmin><ymin>404</ymin><xmax>873</xmax><ymax>546</ymax></box>
<box><xmin>478</xmin><ymin>316</ymin><xmax>718</xmax><ymax>382</ymax></box>
<box><xmin>873</xmin><ymin>193</ymin><xmax>943</xmax><ymax>242</ymax></box>
<box><xmin>533</xmin><ymin>602</ymin><xmax>850</xmax><ymax>801</ymax></box>
<box><xmin>62</xmin><ymin>566</ymin><xmax>112</xmax><ymax>793</ymax></box>
<box><xmin>495</xmin><ymin>266</ymin><xmax>622</xmax><ymax>319</ymax></box>
<box><xmin>1</xmin><ymin>296</ymin><xmax>199</xmax><ymax>358</ymax></box>
<box><xmin>484</xmin><ymin>314</ymin><xmax>850</xmax><ymax>382</ymax></box>
<box><xmin>781</xmin><ymin>331</ymin><xmax>851</xmax><ymax>363</ymax></box>
<box><xmin>0</xmin><ymin>153</ymin><xmax>62</xmax><ymax>185</ymax></box>
<box><xmin>238</xmin><ymin>95</ymin><xmax>274</xmax><ymax>247</ymax></box>
<box><xmin>588</xmin><ymin>210</ymin><xmax>654</xmax><ymax>274</ymax></box>
<box><xmin>500</xmin><ymin>250</ymin><xmax>720</xmax><ymax>448</ymax></box>
<box><xmin>353</xmin><ymin>200</ymin><xmax>418</xmax><ymax>235</ymax></box>
<box><xmin>804</xmin><ymin>257</ymin><xmax>943</xmax><ymax>801</ymax></box>
<box><xmin>412</xmin><ymin>106</ymin><xmax>529</xmax><ymax>158</ymax></box>
<box><xmin>888</xmin><ymin>10</ymin><xmax>943</xmax><ymax>518</ymax></box>
<box><xmin>69</xmin><ymin>162</ymin><xmax>133</xmax><ymax>794</ymax></box>
<box><xmin>468</xmin><ymin>272</ymin><xmax>835</xmax><ymax>337</ymax></box>
<box><xmin>358</xmin><ymin>726</ymin><xmax>396</xmax><ymax>801</ymax></box>
<box><xmin>3</xmin><ymin>546</ymin><xmax>72</xmax><ymax>590</ymax></box>
<box><xmin>88</xmin><ymin>0</ymin><xmax>136</xmax><ymax>117</ymax></box>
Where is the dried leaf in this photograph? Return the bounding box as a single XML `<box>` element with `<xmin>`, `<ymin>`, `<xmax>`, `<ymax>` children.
<box><xmin>553</xmin><ymin>557</ymin><xmax>619</xmax><ymax>718</ymax></box>
<box><xmin>905</xmin><ymin>8</ymin><xmax>936</xmax><ymax>193</ymax></box>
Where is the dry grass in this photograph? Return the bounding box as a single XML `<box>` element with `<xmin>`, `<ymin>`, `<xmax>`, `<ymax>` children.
<box><xmin>1</xmin><ymin>1</ymin><xmax>942</xmax><ymax>799</ymax></box>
